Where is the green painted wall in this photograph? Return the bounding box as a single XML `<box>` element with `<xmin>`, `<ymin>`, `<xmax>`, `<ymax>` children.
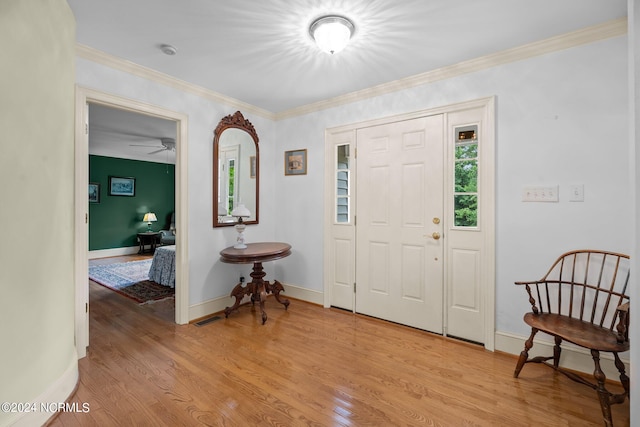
<box><xmin>89</xmin><ymin>155</ymin><xmax>175</xmax><ymax>250</ymax></box>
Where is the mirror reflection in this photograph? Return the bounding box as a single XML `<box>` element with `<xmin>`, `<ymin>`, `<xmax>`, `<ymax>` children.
<box><xmin>213</xmin><ymin>111</ymin><xmax>259</xmax><ymax>227</ymax></box>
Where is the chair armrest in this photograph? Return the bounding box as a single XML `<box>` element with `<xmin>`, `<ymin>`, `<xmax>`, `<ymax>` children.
<box><xmin>514</xmin><ymin>280</ymin><xmax>544</xmax><ymax>286</ymax></box>
<box><xmin>615</xmin><ymin>302</ymin><xmax>630</xmax><ymax>343</ymax></box>
<box><xmin>514</xmin><ymin>280</ymin><xmax>543</xmax><ymax>314</ymax></box>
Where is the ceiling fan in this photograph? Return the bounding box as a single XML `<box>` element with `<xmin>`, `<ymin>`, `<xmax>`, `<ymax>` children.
<box><xmin>130</xmin><ymin>137</ymin><xmax>176</xmax><ymax>155</ymax></box>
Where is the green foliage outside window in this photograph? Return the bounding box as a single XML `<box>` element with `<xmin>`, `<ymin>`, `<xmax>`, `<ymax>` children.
<box><xmin>454</xmin><ymin>143</ymin><xmax>478</xmax><ymax>227</ymax></box>
<box><xmin>227</xmin><ymin>159</ymin><xmax>235</xmax><ymax>214</ymax></box>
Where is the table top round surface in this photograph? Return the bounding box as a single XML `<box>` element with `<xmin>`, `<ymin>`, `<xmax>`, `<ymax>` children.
<box><xmin>220</xmin><ymin>242</ymin><xmax>291</xmax><ymax>264</ymax></box>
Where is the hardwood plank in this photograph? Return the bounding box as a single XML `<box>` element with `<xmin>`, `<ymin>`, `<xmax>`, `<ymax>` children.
<box><xmin>50</xmin><ymin>271</ymin><xmax>629</xmax><ymax>426</ymax></box>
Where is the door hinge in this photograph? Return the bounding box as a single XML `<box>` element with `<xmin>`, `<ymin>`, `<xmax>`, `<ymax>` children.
<box><xmin>85</xmin><ymin>303</ymin><xmax>88</xmax><ymax>313</ymax></box>
<box><xmin>85</xmin><ymin>123</ymin><xmax>88</xmax><ymax>135</ymax></box>
<box><xmin>353</xmin><ymin>282</ymin><xmax>356</xmax><ymax>293</ymax></box>
<box><xmin>85</xmin><ymin>213</ymin><xmax>88</xmax><ymax>224</ymax></box>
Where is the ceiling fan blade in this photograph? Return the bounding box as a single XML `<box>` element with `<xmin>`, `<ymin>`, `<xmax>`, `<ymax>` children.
<box><xmin>130</xmin><ymin>144</ymin><xmax>160</xmax><ymax>147</ymax></box>
<box><xmin>91</xmin><ymin>126</ymin><xmax>162</xmax><ymax>140</ymax></box>
<box><xmin>147</xmin><ymin>148</ymin><xmax>166</xmax><ymax>155</ymax></box>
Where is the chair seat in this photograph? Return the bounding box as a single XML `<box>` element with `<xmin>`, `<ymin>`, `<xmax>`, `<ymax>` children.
<box><xmin>524</xmin><ymin>312</ymin><xmax>629</xmax><ymax>353</ymax></box>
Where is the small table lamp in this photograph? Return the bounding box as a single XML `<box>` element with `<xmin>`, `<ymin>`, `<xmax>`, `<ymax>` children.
<box><xmin>231</xmin><ymin>204</ymin><xmax>251</xmax><ymax>249</ymax></box>
<box><xmin>143</xmin><ymin>212</ymin><xmax>157</xmax><ymax>232</ymax></box>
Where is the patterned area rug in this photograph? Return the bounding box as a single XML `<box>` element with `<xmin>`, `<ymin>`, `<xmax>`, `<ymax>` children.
<box><xmin>89</xmin><ymin>259</ymin><xmax>174</xmax><ymax>304</ymax></box>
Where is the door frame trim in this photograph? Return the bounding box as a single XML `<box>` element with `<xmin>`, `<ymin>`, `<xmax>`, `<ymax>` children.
<box><xmin>323</xmin><ymin>96</ymin><xmax>495</xmax><ymax>350</ymax></box>
<box><xmin>74</xmin><ymin>86</ymin><xmax>190</xmax><ymax>357</ymax></box>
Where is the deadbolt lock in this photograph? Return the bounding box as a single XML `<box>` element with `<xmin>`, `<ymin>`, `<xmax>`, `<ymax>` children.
<box><xmin>433</xmin><ymin>217</ymin><xmax>440</xmax><ymax>224</ymax></box>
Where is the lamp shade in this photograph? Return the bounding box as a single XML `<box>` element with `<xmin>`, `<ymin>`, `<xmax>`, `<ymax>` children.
<box><xmin>310</xmin><ymin>15</ymin><xmax>354</xmax><ymax>54</ymax></box>
<box><xmin>231</xmin><ymin>204</ymin><xmax>251</xmax><ymax>218</ymax></box>
<box><xmin>143</xmin><ymin>212</ymin><xmax>157</xmax><ymax>223</ymax></box>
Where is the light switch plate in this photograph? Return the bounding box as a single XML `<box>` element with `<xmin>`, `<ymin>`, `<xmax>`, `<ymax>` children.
<box><xmin>522</xmin><ymin>186</ymin><xmax>559</xmax><ymax>202</ymax></box>
<box><xmin>569</xmin><ymin>184</ymin><xmax>584</xmax><ymax>202</ymax></box>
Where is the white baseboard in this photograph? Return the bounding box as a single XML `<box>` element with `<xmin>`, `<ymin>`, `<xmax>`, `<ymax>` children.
<box><xmin>88</xmin><ymin>246</ymin><xmax>139</xmax><ymax>259</ymax></box>
<box><xmin>188</xmin><ymin>295</ymin><xmax>232</xmax><ymax>321</ymax></box>
<box><xmin>6</xmin><ymin>351</ymin><xmax>78</xmax><ymax>427</ymax></box>
<box><xmin>281</xmin><ymin>282</ymin><xmax>324</xmax><ymax>305</ymax></box>
<box><xmin>495</xmin><ymin>331</ymin><xmax>630</xmax><ymax>379</ymax></box>
<box><xmin>187</xmin><ymin>283</ymin><xmax>323</xmax><ymax>322</ymax></box>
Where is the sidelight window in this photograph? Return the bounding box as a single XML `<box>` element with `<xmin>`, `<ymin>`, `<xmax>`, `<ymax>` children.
<box><xmin>336</xmin><ymin>144</ymin><xmax>350</xmax><ymax>223</ymax></box>
<box><xmin>453</xmin><ymin>125</ymin><xmax>478</xmax><ymax>227</ymax></box>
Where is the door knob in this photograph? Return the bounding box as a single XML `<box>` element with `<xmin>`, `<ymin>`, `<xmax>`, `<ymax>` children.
<box><xmin>425</xmin><ymin>232</ymin><xmax>441</xmax><ymax>240</ymax></box>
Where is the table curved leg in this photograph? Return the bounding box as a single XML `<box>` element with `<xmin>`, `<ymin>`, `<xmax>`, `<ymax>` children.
<box><xmin>259</xmin><ymin>285</ymin><xmax>268</xmax><ymax>324</ymax></box>
<box><xmin>269</xmin><ymin>280</ymin><xmax>290</xmax><ymax>310</ymax></box>
<box><xmin>224</xmin><ymin>282</ymin><xmax>251</xmax><ymax>318</ymax></box>
<box><xmin>222</xmin><ymin>260</ymin><xmax>291</xmax><ymax>324</ymax></box>
<box><xmin>247</xmin><ymin>262</ymin><xmax>269</xmax><ymax>324</ymax></box>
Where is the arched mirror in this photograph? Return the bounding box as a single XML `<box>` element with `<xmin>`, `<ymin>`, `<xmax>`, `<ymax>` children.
<box><xmin>213</xmin><ymin>111</ymin><xmax>259</xmax><ymax>227</ymax></box>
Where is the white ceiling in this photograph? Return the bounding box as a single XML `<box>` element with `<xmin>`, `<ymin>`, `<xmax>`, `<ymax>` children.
<box><xmin>71</xmin><ymin>0</ymin><xmax>626</xmax><ymax>163</ymax></box>
<box><xmin>88</xmin><ymin>103</ymin><xmax>177</xmax><ymax>164</ymax></box>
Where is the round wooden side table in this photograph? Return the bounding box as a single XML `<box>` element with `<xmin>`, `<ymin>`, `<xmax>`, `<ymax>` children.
<box><xmin>220</xmin><ymin>242</ymin><xmax>291</xmax><ymax>324</ymax></box>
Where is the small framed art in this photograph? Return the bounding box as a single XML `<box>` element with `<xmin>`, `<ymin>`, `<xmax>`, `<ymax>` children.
<box><xmin>284</xmin><ymin>149</ymin><xmax>307</xmax><ymax>176</ymax></box>
<box><xmin>108</xmin><ymin>176</ymin><xmax>136</xmax><ymax>197</ymax></box>
<box><xmin>88</xmin><ymin>182</ymin><xmax>100</xmax><ymax>203</ymax></box>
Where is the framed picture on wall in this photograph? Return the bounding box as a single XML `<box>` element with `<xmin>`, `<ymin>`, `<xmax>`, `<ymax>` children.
<box><xmin>88</xmin><ymin>182</ymin><xmax>100</xmax><ymax>203</ymax></box>
<box><xmin>108</xmin><ymin>176</ymin><xmax>136</xmax><ymax>197</ymax></box>
<box><xmin>284</xmin><ymin>149</ymin><xmax>307</xmax><ymax>176</ymax></box>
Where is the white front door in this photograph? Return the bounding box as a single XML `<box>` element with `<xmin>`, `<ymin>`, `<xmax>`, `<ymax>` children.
<box><xmin>355</xmin><ymin>115</ymin><xmax>444</xmax><ymax>332</ymax></box>
<box><xmin>324</xmin><ymin>98</ymin><xmax>495</xmax><ymax>348</ymax></box>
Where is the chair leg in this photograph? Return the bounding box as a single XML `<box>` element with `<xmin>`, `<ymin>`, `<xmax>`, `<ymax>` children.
<box><xmin>514</xmin><ymin>328</ymin><xmax>538</xmax><ymax>378</ymax></box>
<box><xmin>591</xmin><ymin>349</ymin><xmax>613</xmax><ymax>427</ymax></box>
<box><xmin>553</xmin><ymin>336</ymin><xmax>562</xmax><ymax>369</ymax></box>
<box><xmin>613</xmin><ymin>352</ymin><xmax>630</xmax><ymax>398</ymax></box>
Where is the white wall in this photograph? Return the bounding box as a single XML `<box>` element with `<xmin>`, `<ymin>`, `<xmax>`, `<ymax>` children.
<box><xmin>0</xmin><ymin>1</ymin><xmax>78</xmax><ymax>425</ymax></box>
<box><xmin>274</xmin><ymin>35</ymin><xmax>629</xmax><ymax>340</ymax></box>
<box><xmin>75</xmin><ymin>59</ymin><xmax>279</xmax><ymax>306</ymax></box>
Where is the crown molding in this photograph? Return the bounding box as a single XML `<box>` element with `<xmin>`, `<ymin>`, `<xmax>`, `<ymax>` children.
<box><xmin>275</xmin><ymin>18</ymin><xmax>627</xmax><ymax>120</ymax></box>
<box><xmin>76</xmin><ymin>18</ymin><xmax>626</xmax><ymax>122</ymax></box>
<box><xmin>75</xmin><ymin>44</ymin><xmax>276</xmax><ymax>120</ymax></box>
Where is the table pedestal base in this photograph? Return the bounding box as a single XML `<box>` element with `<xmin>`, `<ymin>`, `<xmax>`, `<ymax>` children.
<box><xmin>223</xmin><ymin>261</ymin><xmax>290</xmax><ymax>324</ymax></box>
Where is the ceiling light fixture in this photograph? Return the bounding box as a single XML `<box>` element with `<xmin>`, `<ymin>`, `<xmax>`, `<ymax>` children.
<box><xmin>160</xmin><ymin>44</ymin><xmax>177</xmax><ymax>55</ymax></box>
<box><xmin>309</xmin><ymin>15</ymin><xmax>355</xmax><ymax>55</ymax></box>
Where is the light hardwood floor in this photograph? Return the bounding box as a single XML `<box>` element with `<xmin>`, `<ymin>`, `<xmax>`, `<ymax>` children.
<box><xmin>51</xmin><ymin>263</ymin><xmax>629</xmax><ymax>426</ymax></box>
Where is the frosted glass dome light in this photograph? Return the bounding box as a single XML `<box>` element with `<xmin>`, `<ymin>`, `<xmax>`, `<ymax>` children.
<box><xmin>310</xmin><ymin>16</ymin><xmax>355</xmax><ymax>54</ymax></box>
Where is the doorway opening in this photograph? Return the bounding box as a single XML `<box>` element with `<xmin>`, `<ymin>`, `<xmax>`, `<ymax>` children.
<box><xmin>87</xmin><ymin>102</ymin><xmax>177</xmax><ymax>320</ymax></box>
<box><xmin>75</xmin><ymin>87</ymin><xmax>189</xmax><ymax>358</ymax></box>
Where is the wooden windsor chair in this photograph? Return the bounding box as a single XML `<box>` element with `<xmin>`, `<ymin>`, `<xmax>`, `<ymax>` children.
<box><xmin>513</xmin><ymin>249</ymin><xmax>630</xmax><ymax>427</ymax></box>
